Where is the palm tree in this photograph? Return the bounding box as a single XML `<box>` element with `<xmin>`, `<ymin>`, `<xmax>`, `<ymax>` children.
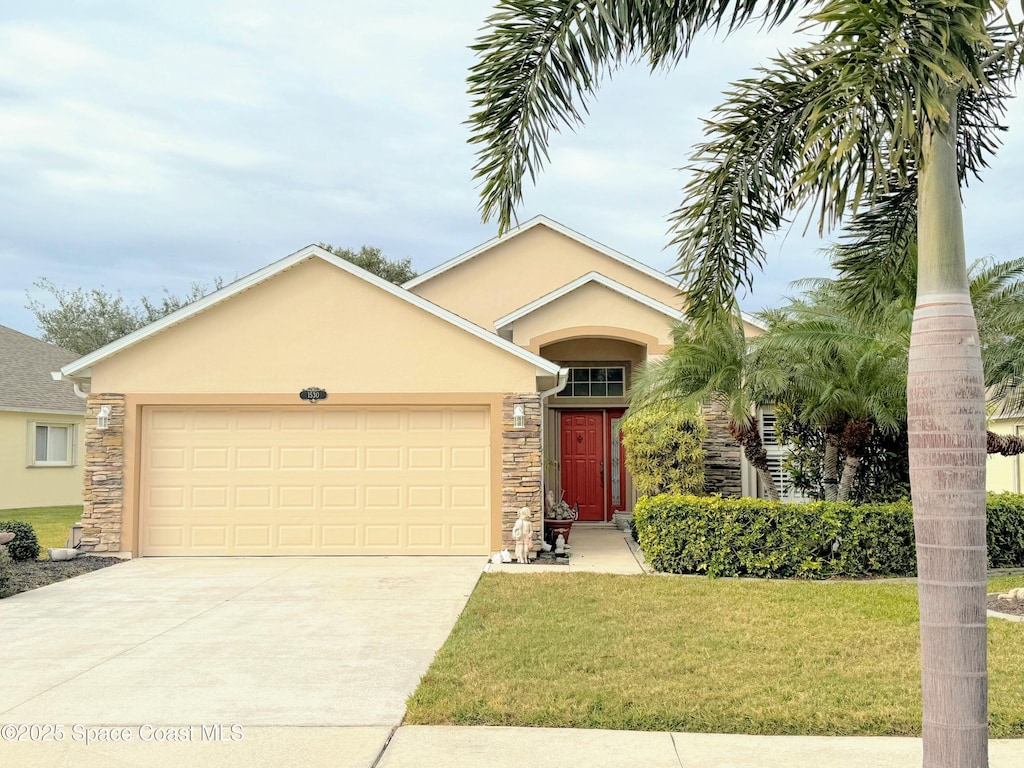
<box><xmin>630</xmin><ymin>310</ymin><xmax>780</xmax><ymax>500</ymax></box>
<box><xmin>753</xmin><ymin>260</ymin><xmax>1024</xmax><ymax>495</ymax></box>
<box><xmin>751</xmin><ymin>286</ymin><xmax>907</xmax><ymax>501</ymax></box>
<box><xmin>467</xmin><ymin>3</ymin><xmax>1023</xmax><ymax>763</ymax></box>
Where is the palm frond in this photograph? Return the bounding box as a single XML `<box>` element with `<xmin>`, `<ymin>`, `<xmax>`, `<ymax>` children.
<box><xmin>468</xmin><ymin>0</ymin><xmax>811</xmax><ymax>231</ymax></box>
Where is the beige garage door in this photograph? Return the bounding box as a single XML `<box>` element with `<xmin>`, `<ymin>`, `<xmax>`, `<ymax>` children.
<box><xmin>139</xmin><ymin>406</ymin><xmax>491</xmax><ymax>556</ymax></box>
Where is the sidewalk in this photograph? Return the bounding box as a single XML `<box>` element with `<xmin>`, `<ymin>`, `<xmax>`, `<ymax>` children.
<box><xmin>486</xmin><ymin>524</ymin><xmax>645</xmax><ymax>574</ymax></box>
<box><xmin>377</xmin><ymin>726</ymin><xmax>1024</xmax><ymax>768</ymax></box>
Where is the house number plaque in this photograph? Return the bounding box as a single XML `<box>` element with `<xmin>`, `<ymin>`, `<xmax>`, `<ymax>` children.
<box><xmin>299</xmin><ymin>387</ymin><xmax>328</xmax><ymax>402</ymax></box>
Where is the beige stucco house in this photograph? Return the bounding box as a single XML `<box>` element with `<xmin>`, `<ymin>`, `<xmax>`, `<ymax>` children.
<box><xmin>58</xmin><ymin>216</ymin><xmax>758</xmax><ymax>557</ymax></box>
<box><xmin>0</xmin><ymin>325</ymin><xmax>86</xmax><ymax>510</ymax></box>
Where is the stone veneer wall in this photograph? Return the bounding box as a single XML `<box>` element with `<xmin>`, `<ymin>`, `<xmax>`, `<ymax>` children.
<box><xmin>501</xmin><ymin>393</ymin><xmax>543</xmax><ymax>549</ymax></box>
<box><xmin>80</xmin><ymin>394</ymin><xmax>126</xmax><ymax>552</ymax></box>
<box><xmin>702</xmin><ymin>403</ymin><xmax>742</xmax><ymax>497</ymax></box>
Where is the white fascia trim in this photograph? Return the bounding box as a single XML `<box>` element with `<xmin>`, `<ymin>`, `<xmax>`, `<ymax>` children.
<box><xmin>0</xmin><ymin>407</ymin><xmax>86</xmax><ymax>416</ymax></box>
<box><xmin>741</xmin><ymin>311</ymin><xmax>764</xmax><ymax>331</ymax></box>
<box><xmin>494</xmin><ymin>272</ymin><xmax>684</xmax><ymax>330</ymax></box>
<box><xmin>403</xmin><ymin>215</ymin><xmax>680</xmax><ymax>291</ymax></box>
<box><xmin>61</xmin><ymin>245</ymin><xmax>561</xmax><ymax>379</ymax></box>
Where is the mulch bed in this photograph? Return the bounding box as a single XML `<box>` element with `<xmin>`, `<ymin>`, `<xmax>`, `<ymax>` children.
<box><xmin>2</xmin><ymin>556</ymin><xmax>125</xmax><ymax>598</ymax></box>
<box><xmin>987</xmin><ymin>593</ymin><xmax>1024</xmax><ymax>617</ymax></box>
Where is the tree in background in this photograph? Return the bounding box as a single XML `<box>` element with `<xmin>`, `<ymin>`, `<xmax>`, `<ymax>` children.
<box><xmin>27</xmin><ymin>243</ymin><xmax>414</xmax><ymax>355</ymax></box>
<box><xmin>621</xmin><ymin>401</ymin><xmax>706</xmax><ymax>497</ymax></box>
<box><xmin>467</xmin><ymin>3</ymin><xmax>1023</xmax><ymax>762</ymax></box>
<box><xmin>26</xmin><ymin>278</ymin><xmax>221</xmax><ymax>355</ymax></box>
<box><xmin>318</xmin><ymin>244</ymin><xmax>417</xmax><ymax>285</ymax></box>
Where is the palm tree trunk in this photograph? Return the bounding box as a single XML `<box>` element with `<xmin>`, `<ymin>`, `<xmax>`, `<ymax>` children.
<box><xmin>836</xmin><ymin>420</ymin><xmax>872</xmax><ymax>503</ymax></box>
<box><xmin>822</xmin><ymin>426</ymin><xmax>842</xmax><ymax>501</ymax></box>
<box><xmin>911</xmin><ymin>91</ymin><xmax>988</xmax><ymax>768</ymax></box>
<box><xmin>836</xmin><ymin>456</ymin><xmax>859</xmax><ymax>502</ymax></box>
<box><xmin>987</xmin><ymin>430</ymin><xmax>1024</xmax><ymax>456</ymax></box>
<box><xmin>731</xmin><ymin>418</ymin><xmax>780</xmax><ymax>502</ymax></box>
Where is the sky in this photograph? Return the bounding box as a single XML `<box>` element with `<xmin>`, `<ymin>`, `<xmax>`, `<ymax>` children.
<box><xmin>2</xmin><ymin>1</ymin><xmax>1024</xmax><ymax>337</ymax></box>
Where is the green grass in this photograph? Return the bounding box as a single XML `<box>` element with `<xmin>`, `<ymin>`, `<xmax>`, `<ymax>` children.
<box><xmin>0</xmin><ymin>505</ymin><xmax>83</xmax><ymax>556</ymax></box>
<box><xmin>406</xmin><ymin>573</ymin><xmax>1024</xmax><ymax>737</ymax></box>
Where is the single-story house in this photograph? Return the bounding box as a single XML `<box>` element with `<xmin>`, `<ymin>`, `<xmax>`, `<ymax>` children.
<box><xmin>0</xmin><ymin>325</ymin><xmax>86</xmax><ymax>510</ymax></box>
<box><xmin>58</xmin><ymin>216</ymin><xmax>762</xmax><ymax>557</ymax></box>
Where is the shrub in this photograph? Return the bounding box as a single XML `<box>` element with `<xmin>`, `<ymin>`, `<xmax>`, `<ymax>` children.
<box><xmin>622</xmin><ymin>402</ymin><xmax>706</xmax><ymax>497</ymax></box>
<box><xmin>0</xmin><ymin>521</ymin><xmax>41</xmax><ymax>562</ymax></box>
<box><xmin>0</xmin><ymin>545</ymin><xmax>11</xmax><ymax>596</ymax></box>
<box><xmin>987</xmin><ymin>493</ymin><xmax>1024</xmax><ymax>568</ymax></box>
<box><xmin>633</xmin><ymin>494</ymin><xmax>1024</xmax><ymax>578</ymax></box>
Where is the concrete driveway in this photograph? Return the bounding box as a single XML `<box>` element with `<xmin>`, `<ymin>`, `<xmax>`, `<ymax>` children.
<box><xmin>0</xmin><ymin>556</ymin><xmax>482</xmax><ymax>767</ymax></box>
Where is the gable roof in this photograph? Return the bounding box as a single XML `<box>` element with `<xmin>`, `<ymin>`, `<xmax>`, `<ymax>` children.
<box><xmin>493</xmin><ymin>272</ymin><xmax>764</xmax><ymax>333</ymax></box>
<box><xmin>403</xmin><ymin>215</ymin><xmax>680</xmax><ymax>291</ymax></box>
<box><xmin>0</xmin><ymin>325</ymin><xmax>85</xmax><ymax>413</ymax></box>
<box><xmin>494</xmin><ymin>272</ymin><xmax>682</xmax><ymax>330</ymax></box>
<box><xmin>60</xmin><ymin>246</ymin><xmax>562</xmax><ymax>380</ymax></box>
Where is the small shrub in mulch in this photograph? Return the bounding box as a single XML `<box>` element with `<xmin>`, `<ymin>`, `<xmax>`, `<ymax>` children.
<box><xmin>0</xmin><ymin>520</ymin><xmax>41</xmax><ymax>562</ymax></box>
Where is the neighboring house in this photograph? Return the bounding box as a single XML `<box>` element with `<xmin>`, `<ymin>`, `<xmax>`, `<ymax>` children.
<box><xmin>57</xmin><ymin>216</ymin><xmax>760</xmax><ymax>557</ymax></box>
<box><xmin>988</xmin><ymin>414</ymin><xmax>1023</xmax><ymax>493</ymax></box>
<box><xmin>0</xmin><ymin>325</ymin><xmax>86</xmax><ymax>510</ymax></box>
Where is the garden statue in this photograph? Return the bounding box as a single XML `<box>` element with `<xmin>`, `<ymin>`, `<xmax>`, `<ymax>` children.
<box><xmin>554</xmin><ymin>533</ymin><xmax>566</xmax><ymax>555</ymax></box>
<box><xmin>512</xmin><ymin>506</ymin><xmax>534</xmax><ymax>564</ymax></box>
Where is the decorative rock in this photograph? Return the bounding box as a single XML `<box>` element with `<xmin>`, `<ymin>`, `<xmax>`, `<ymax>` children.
<box><xmin>501</xmin><ymin>394</ymin><xmax>542</xmax><ymax>549</ymax></box>
<box><xmin>82</xmin><ymin>394</ymin><xmax>126</xmax><ymax>552</ymax></box>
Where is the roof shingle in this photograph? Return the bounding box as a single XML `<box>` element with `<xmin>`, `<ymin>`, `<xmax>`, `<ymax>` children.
<box><xmin>0</xmin><ymin>325</ymin><xmax>86</xmax><ymax>413</ymax></box>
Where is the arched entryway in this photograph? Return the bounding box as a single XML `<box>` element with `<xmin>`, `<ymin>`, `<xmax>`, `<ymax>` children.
<box><xmin>539</xmin><ymin>334</ymin><xmax>649</xmax><ymax>522</ymax></box>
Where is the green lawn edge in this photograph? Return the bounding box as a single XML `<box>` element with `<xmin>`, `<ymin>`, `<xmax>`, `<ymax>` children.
<box><xmin>406</xmin><ymin>573</ymin><xmax>1024</xmax><ymax>737</ymax></box>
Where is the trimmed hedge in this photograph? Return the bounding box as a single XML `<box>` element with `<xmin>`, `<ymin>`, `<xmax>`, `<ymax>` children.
<box><xmin>0</xmin><ymin>521</ymin><xmax>41</xmax><ymax>562</ymax></box>
<box><xmin>633</xmin><ymin>493</ymin><xmax>1024</xmax><ymax>579</ymax></box>
<box><xmin>988</xmin><ymin>493</ymin><xmax>1024</xmax><ymax>568</ymax></box>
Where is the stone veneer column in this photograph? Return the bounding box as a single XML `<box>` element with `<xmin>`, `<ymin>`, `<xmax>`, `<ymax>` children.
<box><xmin>501</xmin><ymin>393</ymin><xmax>542</xmax><ymax>550</ymax></box>
<box><xmin>81</xmin><ymin>394</ymin><xmax>126</xmax><ymax>552</ymax></box>
<box><xmin>702</xmin><ymin>403</ymin><xmax>742</xmax><ymax>497</ymax></box>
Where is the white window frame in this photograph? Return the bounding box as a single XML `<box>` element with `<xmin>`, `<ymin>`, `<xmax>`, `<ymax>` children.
<box><xmin>27</xmin><ymin>421</ymin><xmax>77</xmax><ymax>467</ymax></box>
<box><xmin>558</xmin><ymin>366</ymin><xmax>627</xmax><ymax>398</ymax></box>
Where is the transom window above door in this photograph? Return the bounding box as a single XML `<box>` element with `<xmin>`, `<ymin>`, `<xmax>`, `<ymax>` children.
<box><xmin>559</xmin><ymin>366</ymin><xmax>625</xmax><ymax>397</ymax></box>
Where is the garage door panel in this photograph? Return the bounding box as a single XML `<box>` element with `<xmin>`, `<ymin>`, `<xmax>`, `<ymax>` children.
<box><xmin>140</xmin><ymin>406</ymin><xmax>491</xmax><ymax>555</ymax></box>
<box><xmin>235</xmin><ymin>525</ymin><xmax>271</xmax><ymax>548</ymax></box>
<box><xmin>451</xmin><ymin>525</ymin><xmax>488</xmax><ymax>547</ymax></box>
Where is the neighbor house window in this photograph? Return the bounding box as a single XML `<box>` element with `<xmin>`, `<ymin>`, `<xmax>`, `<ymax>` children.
<box><xmin>28</xmin><ymin>423</ymin><xmax>76</xmax><ymax>467</ymax></box>
<box><xmin>558</xmin><ymin>366</ymin><xmax>625</xmax><ymax>398</ymax></box>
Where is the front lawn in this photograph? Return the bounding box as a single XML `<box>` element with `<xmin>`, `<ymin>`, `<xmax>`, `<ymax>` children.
<box><xmin>0</xmin><ymin>505</ymin><xmax>83</xmax><ymax>554</ymax></box>
<box><xmin>405</xmin><ymin>573</ymin><xmax>1024</xmax><ymax>737</ymax></box>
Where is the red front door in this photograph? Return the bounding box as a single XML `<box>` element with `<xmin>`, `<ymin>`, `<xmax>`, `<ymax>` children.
<box><xmin>560</xmin><ymin>411</ymin><xmax>605</xmax><ymax>521</ymax></box>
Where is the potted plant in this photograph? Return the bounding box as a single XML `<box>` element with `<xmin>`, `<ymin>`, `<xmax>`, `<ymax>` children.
<box><xmin>543</xmin><ymin>490</ymin><xmax>578</xmax><ymax>544</ymax></box>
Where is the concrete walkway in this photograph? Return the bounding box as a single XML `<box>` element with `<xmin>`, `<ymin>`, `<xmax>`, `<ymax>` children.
<box><xmin>487</xmin><ymin>524</ymin><xmax>645</xmax><ymax>574</ymax></box>
<box><xmin>377</xmin><ymin>726</ymin><xmax>1024</xmax><ymax>768</ymax></box>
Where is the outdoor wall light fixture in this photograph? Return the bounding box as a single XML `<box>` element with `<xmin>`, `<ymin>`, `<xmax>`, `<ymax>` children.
<box><xmin>96</xmin><ymin>405</ymin><xmax>111</xmax><ymax>431</ymax></box>
<box><xmin>513</xmin><ymin>403</ymin><xmax>526</xmax><ymax>429</ymax></box>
